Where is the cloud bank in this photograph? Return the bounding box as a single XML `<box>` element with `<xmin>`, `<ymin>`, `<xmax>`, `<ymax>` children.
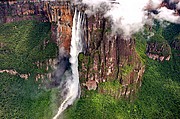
<box><xmin>80</xmin><ymin>0</ymin><xmax>180</xmax><ymax>37</ymax></box>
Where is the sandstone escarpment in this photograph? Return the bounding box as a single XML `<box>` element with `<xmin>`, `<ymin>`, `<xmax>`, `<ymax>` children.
<box><xmin>0</xmin><ymin>1</ymin><xmax>145</xmax><ymax>100</ymax></box>
<box><xmin>79</xmin><ymin>14</ymin><xmax>145</xmax><ymax>99</ymax></box>
<box><xmin>0</xmin><ymin>1</ymin><xmax>49</xmax><ymax>23</ymax></box>
<box><xmin>0</xmin><ymin>1</ymin><xmax>73</xmax><ymax>48</ymax></box>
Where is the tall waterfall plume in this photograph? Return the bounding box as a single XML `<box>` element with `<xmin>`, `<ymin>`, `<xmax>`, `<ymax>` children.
<box><xmin>53</xmin><ymin>9</ymin><xmax>84</xmax><ymax>119</ymax></box>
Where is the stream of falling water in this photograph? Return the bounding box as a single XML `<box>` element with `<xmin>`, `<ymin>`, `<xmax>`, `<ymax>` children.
<box><xmin>53</xmin><ymin>9</ymin><xmax>84</xmax><ymax>119</ymax></box>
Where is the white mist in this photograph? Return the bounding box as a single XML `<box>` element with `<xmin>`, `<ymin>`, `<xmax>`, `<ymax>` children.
<box><xmin>53</xmin><ymin>9</ymin><xmax>84</xmax><ymax>119</ymax></box>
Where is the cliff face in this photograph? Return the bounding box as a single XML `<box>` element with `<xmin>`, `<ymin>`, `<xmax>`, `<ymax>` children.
<box><xmin>0</xmin><ymin>1</ymin><xmax>73</xmax><ymax>52</ymax></box>
<box><xmin>0</xmin><ymin>1</ymin><xmax>48</xmax><ymax>23</ymax></box>
<box><xmin>79</xmin><ymin>14</ymin><xmax>145</xmax><ymax>99</ymax></box>
<box><xmin>0</xmin><ymin>1</ymin><xmax>145</xmax><ymax>100</ymax></box>
<box><xmin>146</xmin><ymin>40</ymin><xmax>171</xmax><ymax>61</ymax></box>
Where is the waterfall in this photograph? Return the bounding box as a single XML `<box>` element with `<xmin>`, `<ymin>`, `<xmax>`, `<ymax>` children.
<box><xmin>53</xmin><ymin>9</ymin><xmax>84</xmax><ymax>119</ymax></box>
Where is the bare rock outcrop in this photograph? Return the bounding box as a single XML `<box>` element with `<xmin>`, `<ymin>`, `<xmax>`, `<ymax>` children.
<box><xmin>146</xmin><ymin>39</ymin><xmax>171</xmax><ymax>61</ymax></box>
<box><xmin>0</xmin><ymin>69</ymin><xmax>30</xmax><ymax>80</ymax></box>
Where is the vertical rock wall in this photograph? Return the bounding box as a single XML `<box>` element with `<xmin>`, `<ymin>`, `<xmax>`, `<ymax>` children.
<box><xmin>79</xmin><ymin>13</ymin><xmax>145</xmax><ymax>99</ymax></box>
<box><xmin>0</xmin><ymin>1</ymin><xmax>49</xmax><ymax>23</ymax></box>
<box><xmin>0</xmin><ymin>1</ymin><xmax>145</xmax><ymax>100</ymax></box>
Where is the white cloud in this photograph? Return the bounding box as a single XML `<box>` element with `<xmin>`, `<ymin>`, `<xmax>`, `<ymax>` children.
<box><xmin>155</xmin><ymin>7</ymin><xmax>180</xmax><ymax>23</ymax></box>
<box><xmin>81</xmin><ymin>0</ymin><xmax>180</xmax><ymax>37</ymax></box>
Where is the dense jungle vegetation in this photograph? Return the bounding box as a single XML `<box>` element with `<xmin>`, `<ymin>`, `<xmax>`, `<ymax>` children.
<box><xmin>64</xmin><ymin>22</ymin><xmax>180</xmax><ymax>119</ymax></box>
<box><xmin>0</xmin><ymin>20</ymin><xmax>179</xmax><ymax>119</ymax></box>
<box><xmin>0</xmin><ymin>20</ymin><xmax>58</xmax><ymax>118</ymax></box>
